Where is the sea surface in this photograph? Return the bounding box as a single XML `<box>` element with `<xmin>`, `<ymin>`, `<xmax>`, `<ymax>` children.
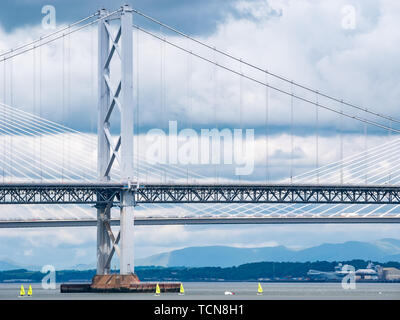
<box><xmin>1</xmin><ymin>282</ymin><xmax>399</xmax><ymax>300</ymax></box>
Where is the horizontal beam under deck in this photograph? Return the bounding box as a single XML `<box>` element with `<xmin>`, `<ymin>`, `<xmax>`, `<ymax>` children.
<box><xmin>1</xmin><ymin>183</ymin><xmax>400</xmax><ymax>204</ymax></box>
<box><xmin>0</xmin><ymin>217</ymin><xmax>399</xmax><ymax>228</ymax></box>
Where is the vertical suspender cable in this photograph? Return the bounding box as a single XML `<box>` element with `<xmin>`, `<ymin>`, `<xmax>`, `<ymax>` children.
<box><xmin>161</xmin><ymin>30</ymin><xmax>168</xmax><ymax>183</ymax></box>
<box><xmin>185</xmin><ymin>37</ymin><xmax>189</xmax><ymax>184</ymax></box>
<box><xmin>145</xmin><ymin>29</ymin><xmax>148</xmax><ymax>185</ymax></box>
<box><xmin>189</xmin><ymin>41</ymin><xmax>193</xmax><ymax>184</ymax></box>
<box><xmin>265</xmin><ymin>70</ymin><xmax>269</xmax><ymax>182</ymax></box>
<box><xmin>163</xmin><ymin>28</ymin><xmax>167</xmax><ymax>183</ymax></box>
<box><xmin>5</xmin><ymin>60</ymin><xmax>9</xmax><ymax>181</ymax></box>
<box><xmin>213</xmin><ymin>48</ymin><xmax>218</xmax><ymax>184</ymax></box>
<box><xmin>239</xmin><ymin>59</ymin><xmax>243</xmax><ymax>183</ymax></box>
<box><xmin>136</xmin><ymin>27</ymin><xmax>140</xmax><ymax>182</ymax></box>
<box><xmin>164</xmin><ymin>32</ymin><xmax>168</xmax><ymax>183</ymax></box>
<box><xmin>186</xmin><ymin>45</ymin><xmax>189</xmax><ymax>185</ymax></box>
<box><xmin>389</xmin><ymin>120</ymin><xmax>392</xmax><ymax>184</ymax></box>
<box><xmin>10</xmin><ymin>58</ymin><xmax>13</xmax><ymax>106</ymax></box>
<box><xmin>184</xmin><ymin>40</ymin><xmax>192</xmax><ymax>184</ymax></box>
<box><xmin>62</xmin><ymin>35</ymin><xmax>65</xmax><ymax>182</ymax></box>
<box><xmin>33</xmin><ymin>45</ymin><xmax>36</xmax><ymax>179</ymax></box>
<box><xmin>315</xmin><ymin>91</ymin><xmax>319</xmax><ymax>184</ymax></box>
<box><xmin>290</xmin><ymin>81</ymin><xmax>294</xmax><ymax>184</ymax></box>
<box><xmin>10</xmin><ymin>57</ymin><xmax>13</xmax><ymax>181</ymax></box>
<box><xmin>39</xmin><ymin>38</ymin><xmax>43</xmax><ymax>180</ymax></box>
<box><xmin>90</xmin><ymin>25</ymin><xmax>94</xmax><ymax>135</ymax></box>
<box><xmin>189</xmin><ymin>45</ymin><xmax>193</xmax><ymax>184</ymax></box>
<box><xmin>90</xmin><ymin>25</ymin><xmax>94</xmax><ymax>180</ymax></box>
<box><xmin>160</xmin><ymin>26</ymin><xmax>166</xmax><ymax>183</ymax></box>
<box><xmin>340</xmin><ymin>100</ymin><xmax>343</xmax><ymax>184</ymax></box>
<box><xmin>67</xmin><ymin>32</ymin><xmax>71</xmax><ymax>179</ymax></box>
<box><xmin>2</xmin><ymin>60</ymin><xmax>4</xmax><ymax>181</ymax></box>
<box><xmin>364</xmin><ymin>122</ymin><xmax>368</xmax><ymax>184</ymax></box>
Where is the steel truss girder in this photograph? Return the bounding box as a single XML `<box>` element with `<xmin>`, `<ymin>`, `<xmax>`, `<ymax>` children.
<box><xmin>0</xmin><ymin>184</ymin><xmax>121</xmax><ymax>205</ymax></box>
<box><xmin>2</xmin><ymin>184</ymin><xmax>400</xmax><ymax>205</ymax></box>
<box><xmin>133</xmin><ymin>184</ymin><xmax>400</xmax><ymax>204</ymax></box>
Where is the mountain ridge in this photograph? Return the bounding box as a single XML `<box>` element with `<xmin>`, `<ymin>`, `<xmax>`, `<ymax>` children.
<box><xmin>136</xmin><ymin>238</ymin><xmax>400</xmax><ymax>268</ymax></box>
<box><xmin>1</xmin><ymin>238</ymin><xmax>399</xmax><ymax>270</ymax></box>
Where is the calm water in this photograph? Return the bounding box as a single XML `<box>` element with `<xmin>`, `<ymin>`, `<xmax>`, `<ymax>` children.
<box><xmin>1</xmin><ymin>282</ymin><xmax>399</xmax><ymax>300</ymax></box>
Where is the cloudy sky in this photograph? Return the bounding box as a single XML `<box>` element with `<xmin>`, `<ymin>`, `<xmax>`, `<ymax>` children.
<box><xmin>0</xmin><ymin>0</ymin><xmax>399</xmax><ymax>269</ymax></box>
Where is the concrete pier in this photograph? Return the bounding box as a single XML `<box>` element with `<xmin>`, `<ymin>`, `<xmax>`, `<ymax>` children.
<box><xmin>60</xmin><ymin>274</ymin><xmax>181</xmax><ymax>293</ymax></box>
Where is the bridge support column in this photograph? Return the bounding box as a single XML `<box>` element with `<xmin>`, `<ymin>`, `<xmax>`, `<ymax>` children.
<box><xmin>96</xmin><ymin>205</ymin><xmax>111</xmax><ymax>274</ymax></box>
<box><xmin>96</xmin><ymin>5</ymin><xmax>135</xmax><ymax>276</ymax></box>
<box><xmin>96</xmin><ymin>7</ymin><xmax>111</xmax><ymax>276</ymax></box>
<box><xmin>120</xmin><ymin>191</ymin><xmax>135</xmax><ymax>274</ymax></box>
<box><xmin>119</xmin><ymin>4</ymin><xmax>135</xmax><ymax>275</ymax></box>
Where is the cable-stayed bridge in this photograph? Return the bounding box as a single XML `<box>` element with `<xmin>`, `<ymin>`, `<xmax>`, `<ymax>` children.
<box><xmin>0</xmin><ymin>5</ymin><xmax>399</xmax><ymax>276</ymax></box>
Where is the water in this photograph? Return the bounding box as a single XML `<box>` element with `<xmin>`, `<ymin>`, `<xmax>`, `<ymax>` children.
<box><xmin>1</xmin><ymin>282</ymin><xmax>399</xmax><ymax>300</ymax></box>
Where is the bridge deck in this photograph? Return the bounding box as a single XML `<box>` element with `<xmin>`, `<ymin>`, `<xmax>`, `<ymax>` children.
<box><xmin>0</xmin><ymin>217</ymin><xmax>399</xmax><ymax>228</ymax></box>
<box><xmin>0</xmin><ymin>183</ymin><xmax>400</xmax><ymax>204</ymax></box>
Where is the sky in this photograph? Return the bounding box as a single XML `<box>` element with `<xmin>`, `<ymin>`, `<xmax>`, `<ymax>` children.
<box><xmin>0</xmin><ymin>0</ymin><xmax>399</xmax><ymax>269</ymax></box>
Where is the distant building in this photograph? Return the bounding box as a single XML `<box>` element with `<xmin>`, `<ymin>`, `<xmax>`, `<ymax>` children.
<box><xmin>382</xmin><ymin>268</ymin><xmax>400</xmax><ymax>281</ymax></box>
<box><xmin>308</xmin><ymin>262</ymin><xmax>385</xmax><ymax>281</ymax></box>
<box><xmin>307</xmin><ymin>263</ymin><xmax>349</xmax><ymax>281</ymax></box>
<box><xmin>355</xmin><ymin>262</ymin><xmax>379</xmax><ymax>280</ymax></box>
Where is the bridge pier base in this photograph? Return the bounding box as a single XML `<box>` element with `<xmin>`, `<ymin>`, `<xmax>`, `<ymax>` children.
<box><xmin>61</xmin><ymin>275</ymin><xmax>181</xmax><ymax>293</ymax></box>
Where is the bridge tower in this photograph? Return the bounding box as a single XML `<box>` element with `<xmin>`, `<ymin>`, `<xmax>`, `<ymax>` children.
<box><xmin>97</xmin><ymin>5</ymin><xmax>135</xmax><ymax>276</ymax></box>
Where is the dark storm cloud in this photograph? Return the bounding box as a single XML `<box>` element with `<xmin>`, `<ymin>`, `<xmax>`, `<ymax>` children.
<box><xmin>0</xmin><ymin>0</ymin><xmax>243</xmax><ymax>35</ymax></box>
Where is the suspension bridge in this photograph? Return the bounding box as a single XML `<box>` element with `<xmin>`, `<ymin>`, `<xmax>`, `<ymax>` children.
<box><xmin>0</xmin><ymin>5</ymin><xmax>399</xmax><ymax>280</ymax></box>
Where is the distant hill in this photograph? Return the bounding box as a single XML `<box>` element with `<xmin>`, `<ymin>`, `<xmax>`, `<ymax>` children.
<box><xmin>293</xmin><ymin>241</ymin><xmax>389</xmax><ymax>262</ymax></box>
<box><xmin>136</xmin><ymin>238</ymin><xmax>400</xmax><ymax>268</ymax></box>
<box><xmin>137</xmin><ymin>245</ymin><xmax>294</xmax><ymax>267</ymax></box>
<box><xmin>0</xmin><ymin>259</ymin><xmax>95</xmax><ymax>272</ymax></box>
<box><xmin>1</xmin><ymin>238</ymin><xmax>399</xmax><ymax>271</ymax></box>
<box><xmin>1</xmin><ymin>260</ymin><xmax>399</xmax><ymax>283</ymax></box>
<box><xmin>0</xmin><ymin>258</ymin><xmax>42</xmax><ymax>271</ymax></box>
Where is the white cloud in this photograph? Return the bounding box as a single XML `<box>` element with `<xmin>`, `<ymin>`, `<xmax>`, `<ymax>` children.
<box><xmin>23</xmin><ymin>249</ymin><xmax>33</xmax><ymax>256</ymax></box>
<box><xmin>74</xmin><ymin>248</ymin><xmax>87</xmax><ymax>258</ymax></box>
<box><xmin>0</xmin><ymin>0</ymin><xmax>400</xmax><ymax>267</ymax></box>
<box><xmin>0</xmin><ymin>227</ymin><xmax>96</xmax><ymax>247</ymax></box>
<box><xmin>0</xmin><ymin>0</ymin><xmax>398</xmax><ymax>132</ymax></box>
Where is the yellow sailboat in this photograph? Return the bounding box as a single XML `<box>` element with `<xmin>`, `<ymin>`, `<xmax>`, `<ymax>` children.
<box><xmin>257</xmin><ymin>282</ymin><xmax>263</xmax><ymax>295</ymax></box>
<box><xmin>155</xmin><ymin>283</ymin><xmax>161</xmax><ymax>296</ymax></box>
<box><xmin>27</xmin><ymin>285</ymin><xmax>33</xmax><ymax>296</ymax></box>
<box><xmin>178</xmin><ymin>283</ymin><xmax>185</xmax><ymax>295</ymax></box>
<box><xmin>19</xmin><ymin>285</ymin><xmax>25</xmax><ymax>297</ymax></box>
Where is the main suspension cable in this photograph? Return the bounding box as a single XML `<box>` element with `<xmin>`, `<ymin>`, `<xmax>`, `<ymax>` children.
<box><xmin>132</xmin><ymin>8</ymin><xmax>400</xmax><ymax>125</ymax></box>
<box><xmin>0</xmin><ymin>12</ymin><xmax>100</xmax><ymax>59</ymax></box>
<box><xmin>0</xmin><ymin>9</ymin><xmax>121</xmax><ymax>63</ymax></box>
<box><xmin>133</xmin><ymin>24</ymin><xmax>400</xmax><ymax>135</ymax></box>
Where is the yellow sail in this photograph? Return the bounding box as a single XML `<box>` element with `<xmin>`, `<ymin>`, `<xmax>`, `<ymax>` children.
<box><xmin>179</xmin><ymin>283</ymin><xmax>184</xmax><ymax>295</ymax></box>
<box><xmin>27</xmin><ymin>285</ymin><xmax>33</xmax><ymax>296</ymax></box>
<box><xmin>19</xmin><ymin>285</ymin><xmax>25</xmax><ymax>296</ymax></box>
<box><xmin>257</xmin><ymin>283</ymin><xmax>263</xmax><ymax>294</ymax></box>
<box><xmin>155</xmin><ymin>283</ymin><xmax>161</xmax><ymax>295</ymax></box>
